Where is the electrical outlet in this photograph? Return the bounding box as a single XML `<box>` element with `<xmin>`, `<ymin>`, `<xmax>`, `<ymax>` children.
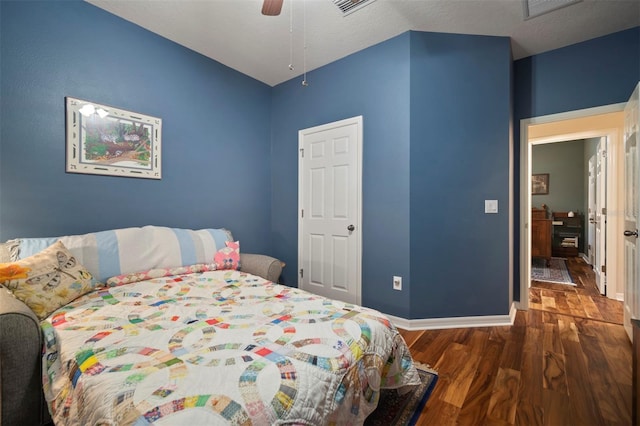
<box><xmin>393</xmin><ymin>276</ymin><xmax>402</xmax><ymax>291</ymax></box>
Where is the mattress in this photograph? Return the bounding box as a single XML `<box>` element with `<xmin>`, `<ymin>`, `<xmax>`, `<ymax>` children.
<box><xmin>41</xmin><ymin>269</ymin><xmax>420</xmax><ymax>425</ymax></box>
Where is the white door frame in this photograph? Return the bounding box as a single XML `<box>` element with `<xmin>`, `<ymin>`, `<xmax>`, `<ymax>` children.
<box><xmin>298</xmin><ymin>116</ymin><xmax>363</xmax><ymax>304</ymax></box>
<box><xmin>594</xmin><ymin>137</ymin><xmax>607</xmax><ymax>295</ymax></box>
<box><xmin>588</xmin><ymin>154</ymin><xmax>596</xmax><ymax>266</ymax></box>
<box><xmin>519</xmin><ymin>104</ymin><xmax>625</xmax><ymax>310</ymax></box>
<box><xmin>623</xmin><ymin>82</ymin><xmax>640</xmax><ymax>340</ymax></box>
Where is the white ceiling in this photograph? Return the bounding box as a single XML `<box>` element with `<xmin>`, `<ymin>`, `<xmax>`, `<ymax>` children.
<box><xmin>87</xmin><ymin>0</ymin><xmax>640</xmax><ymax>87</ymax></box>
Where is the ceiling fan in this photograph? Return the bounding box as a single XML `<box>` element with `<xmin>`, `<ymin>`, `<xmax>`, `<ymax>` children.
<box><xmin>261</xmin><ymin>0</ymin><xmax>284</xmax><ymax>16</ymax></box>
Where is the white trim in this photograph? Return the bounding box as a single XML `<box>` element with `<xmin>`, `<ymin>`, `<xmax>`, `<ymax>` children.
<box><xmin>520</xmin><ymin>103</ymin><xmax>626</xmax><ymax>310</ymax></box>
<box><xmin>617</xmin><ymin>293</ymin><xmax>624</xmax><ymax>302</ymax></box>
<box><xmin>520</xmin><ymin>117</ymin><xmax>531</xmax><ymax>311</ymax></box>
<box><xmin>525</xmin><ymin>103</ymin><xmax>626</xmax><ymax>124</ymax></box>
<box><xmin>509</xmin><ymin>101</ymin><xmax>515</xmax><ymax>311</ymax></box>
<box><xmin>386</xmin><ymin>303</ymin><xmax>517</xmax><ymax>331</ymax></box>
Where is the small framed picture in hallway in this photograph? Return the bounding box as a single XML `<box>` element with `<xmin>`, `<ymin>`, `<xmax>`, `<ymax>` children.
<box><xmin>532</xmin><ymin>173</ymin><xmax>549</xmax><ymax>195</ymax></box>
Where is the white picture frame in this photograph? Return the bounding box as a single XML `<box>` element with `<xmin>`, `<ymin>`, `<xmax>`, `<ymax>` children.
<box><xmin>65</xmin><ymin>97</ymin><xmax>162</xmax><ymax>179</ymax></box>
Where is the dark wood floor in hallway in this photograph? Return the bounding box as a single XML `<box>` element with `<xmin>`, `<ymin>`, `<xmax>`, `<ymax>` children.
<box><xmin>399</xmin><ymin>256</ymin><xmax>631</xmax><ymax>425</ymax></box>
<box><xmin>530</xmin><ymin>256</ymin><xmax>623</xmax><ymax>324</ymax></box>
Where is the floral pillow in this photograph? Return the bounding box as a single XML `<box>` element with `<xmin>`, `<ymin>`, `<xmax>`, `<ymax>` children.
<box><xmin>0</xmin><ymin>240</ymin><xmax>97</xmax><ymax>320</ymax></box>
<box><xmin>213</xmin><ymin>240</ymin><xmax>240</xmax><ymax>270</ymax></box>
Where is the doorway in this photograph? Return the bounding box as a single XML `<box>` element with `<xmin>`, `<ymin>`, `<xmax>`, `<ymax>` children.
<box><xmin>531</xmin><ymin>137</ymin><xmax>606</xmax><ymax>292</ymax></box>
<box><xmin>519</xmin><ymin>105</ymin><xmax>626</xmax><ymax>311</ymax></box>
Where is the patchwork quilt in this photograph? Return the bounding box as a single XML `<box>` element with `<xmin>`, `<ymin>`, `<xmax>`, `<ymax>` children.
<box><xmin>42</xmin><ymin>269</ymin><xmax>420</xmax><ymax>425</ymax></box>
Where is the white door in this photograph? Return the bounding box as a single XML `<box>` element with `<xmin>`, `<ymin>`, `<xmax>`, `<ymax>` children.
<box><xmin>595</xmin><ymin>138</ymin><xmax>607</xmax><ymax>295</ymax></box>
<box><xmin>588</xmin><ymin>155</ymin><xmax>596</xmax><ymax>266</ymax></box>
<box><xmin>624</xmin><ymin>82</ymin><xmax>639</xmax><ymax>340</ymax></box>
<box><xmin>298</xmin><ymin>116</ymin><xmax>362</xmax><ymax>304</ymax></box>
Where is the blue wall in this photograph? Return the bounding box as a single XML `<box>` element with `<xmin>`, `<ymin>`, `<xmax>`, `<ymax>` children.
<box><xmin>272</xmin><ymin>31</ymin><xmax>512</xmax><ymax>319</ymax></box>
<box><xmin>0</xmin><ymin>1</ymin><xmax>273</xmax><ymax>254</ymax></box>
<box><xmin>515</xmin><ymin>27</ymin><xmax>640</xmax><ymax>120</ymax></box>
<box><xmin>409</xmin><ymin>32</ymin><xmax>512</xmax><ymax>318</ymax></box>
<box><xmin>513</xmin><ymin>26</ymin><xmax>640</xmax><ymax>301</ymax></box>
<box><xmin>2</xmin><ymin>0</ymin><xmax>638</xmax><ymax>319</ymax></box>
<box><xmin>271</xmin><ymin>33</ymin><xmax>413</xmax><ymax>317</ymax></box>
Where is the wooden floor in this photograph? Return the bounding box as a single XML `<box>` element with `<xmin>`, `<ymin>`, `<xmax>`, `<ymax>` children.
<box><xmin>529</xmin><ymin>256</ymin><xmax>623</xmax><ymax>324</ymax></box>
<box><xmin>400</xmin><ymin>257</ymin><xmax>632</xmax><ymax>425</ymax></box>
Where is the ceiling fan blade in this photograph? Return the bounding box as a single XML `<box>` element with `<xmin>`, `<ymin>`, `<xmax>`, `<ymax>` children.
<box><xmin>262</xmin><ymin>0</ymin><xmax>283</xmax><ymax>16</ymax></box>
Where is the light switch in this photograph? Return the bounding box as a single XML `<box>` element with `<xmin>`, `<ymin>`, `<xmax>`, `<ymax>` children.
<box><xmin>485</xmin><ymin>200</ymin><xmax>498</xmax><ymax>214</ymax></box>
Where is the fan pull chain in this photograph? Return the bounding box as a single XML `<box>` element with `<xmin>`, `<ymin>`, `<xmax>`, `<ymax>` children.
<box><xmin>288</xmin><ymin>0</ymin><xmax>294</xmax><ymax>71</ymax></box>
<box><xmin>302</xmin><ymin>0</ymin><xmax>308</xmax><ymax>86</ymax></box>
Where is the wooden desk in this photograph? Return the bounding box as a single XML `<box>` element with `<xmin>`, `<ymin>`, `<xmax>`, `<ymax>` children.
<box><xmin>531</xmin><ymin>207</ymin><xmax>551</xmax><ymax>263</ymax></box>
<box><xmin>531</xmin><ymin>218</ymin><xmax>552</xmax><ymax>262</ymax></box>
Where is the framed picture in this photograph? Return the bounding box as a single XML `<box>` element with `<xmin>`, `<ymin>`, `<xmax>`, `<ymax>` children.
<box><xmin>66</xmin><ymin>97</ymin><xmax>162</xmax><ymax>179</ymax></box>
<box><xmin>532</xmin><ymin>173</ymin><xmax>549</xmax><ymax>195</ymax></box>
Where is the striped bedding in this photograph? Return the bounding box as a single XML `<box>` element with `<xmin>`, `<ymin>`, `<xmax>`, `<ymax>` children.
<box><xmin>15</xmin><ymin>226</ymin><xmax>232</xmax><ymax>283</ymax></box>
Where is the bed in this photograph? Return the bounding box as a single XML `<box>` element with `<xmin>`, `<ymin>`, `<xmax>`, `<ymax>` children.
<box><xmin>0</xmin><ymin>226</ymin><xmax>421</xmax><ymax>425</ymax></box>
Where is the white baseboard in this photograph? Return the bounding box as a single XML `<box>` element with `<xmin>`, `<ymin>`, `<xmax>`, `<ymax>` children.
<box><xmin>617</xmin><ymin>292</ymin><xmax>624</xmax><ymax>301</ymax></box>
<box><xmin>385</xmin><ymin>303</ymin><xmax>517</xmax><ymax>331</ymax></box>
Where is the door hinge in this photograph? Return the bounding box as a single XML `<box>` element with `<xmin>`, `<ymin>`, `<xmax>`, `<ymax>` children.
<box><xmin>301</xmin><ymin>209</ymin><xmax>304</xmax><ymax>218</ymax></box>
<box><xmin>602</xmin><ymin>207</ymin><xmax>607</xmax><ymax>215</ymax></box>
<box><xmin>300</xmin><ymin>148</ymin><xmax>304</xmax><ymax>158</ymax></box>
<box><xmin>602</xmin><ymin>264</ymin><xmax>606</xmax><ymax>274</ymax></box>
<box><xmin>300</xmin><ymin>268</ymin><xmax>304</xmax><ymax>278</ymax></box>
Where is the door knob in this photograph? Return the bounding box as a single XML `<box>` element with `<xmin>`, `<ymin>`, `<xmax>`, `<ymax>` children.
<box><xmin>347</xmin><ymin>224</ymin><xmax>355</xmax><ymax>232</ymax></box>
<box><xmin>624</xmin><ymin>229</ymin><xmax>639</xmax><ymax>237</ymax></box>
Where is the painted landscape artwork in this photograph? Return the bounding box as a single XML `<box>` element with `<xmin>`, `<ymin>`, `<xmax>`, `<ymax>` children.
<box><xmin>66</xmin><ymin>97</ymin><xmax>162</xmax><ymax>179</ymax></box>
<box><xmin>82</xmin><ymin>116</ymin><xmax>152</xmax><ymax>168</ymax></box>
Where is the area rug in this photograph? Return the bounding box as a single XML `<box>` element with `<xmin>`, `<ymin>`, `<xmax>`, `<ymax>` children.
<box><xmin>364</xmin><ymin>363</ymin><xmax>438</xmax><ymax>426</ymax></box>
<box><xmin>531</xmin><ymin>257</ymin><xmax>575</xmax><ymax>285</ymax></box>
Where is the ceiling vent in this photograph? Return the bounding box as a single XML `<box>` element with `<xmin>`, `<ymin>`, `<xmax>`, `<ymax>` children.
<box><xmin>523</xmin><ymin>0</ymin><xmax>582</xmax><ymax>20</ymax></box>
<box><xmin>332</xmin><ymin>0</ymin><xmax>377</xmax><ymax>16</ymax></box>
